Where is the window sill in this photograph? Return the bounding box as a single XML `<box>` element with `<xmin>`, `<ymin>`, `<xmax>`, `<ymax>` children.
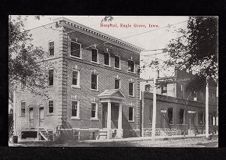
<box><xmin>114</xmin><ymin>67</ymin><xmax>121</xmax><ymax>70</ymax></box>
<box><xmin>71</xmin><ymin>85</ymin><xmax>81</xmax><ymax>89</ymax></box>
<box><xmin>46</xmin><ymin>114</ymin><xmax>54</xmax><ymax>116</ymax></box>
<box><xmin>70</xmin><ymin>55</ymin><xmax>82</xmax><ymax>60</ymax></box>
<box><xmin>90</xmin><ymin>118</ymin><xmax>99</xmax><ymax>121</ymax></box>
<box><xmin>103</xmin><ymin>64</ymin><xmax>111</xmax><ymax>67</ymax></box>
<box><xmin>127</xmin><ymin>70</ymin><xmax>135</xmax><ymax>74</ymax></box>
<box><xmin>91</xmin><ymin>61</ymin><xmax>99</xmax><ymax>64</ymax></box>
<box><xmin>128</xmin><ymin>120</ymin><xmax>135</xmax><ymax>123</ymax></box>
<box><xmin>90</xmin><ymin>89</ymin><xmax>99</xmax><ymax>92</ymax></box>
<box><xmin>128</xmin><ymin>95</ymin><xmax>135</xmax><ymax>98</ymax></box>
<box><xmin>71</xmin><ymin>117</ymin><xmax>80</xmax><ymax>120</ymax></box>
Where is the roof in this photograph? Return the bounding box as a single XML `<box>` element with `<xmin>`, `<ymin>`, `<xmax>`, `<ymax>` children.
<box><xmin>53</xmin><ymin>17</ymin><xmax>144</xmax><ymax>53</ymax></box>
<box><xmin>98</xmin><ymin>89</ymin><xmax>125</xmax><ymax>99</ymax></box>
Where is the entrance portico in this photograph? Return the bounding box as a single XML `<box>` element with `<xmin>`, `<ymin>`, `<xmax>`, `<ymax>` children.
<box><xmin>98</xmin><ymin>89</ymin><xmax>125</xmax><ymax>139</ymax></box>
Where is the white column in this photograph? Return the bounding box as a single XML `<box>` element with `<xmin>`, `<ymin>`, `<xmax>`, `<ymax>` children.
<box><xmin>205</xmin><ymin>79</ymin><xmax>209</xmax><ymax>138</ymax></box>
<box><xmin>117</xmin><ymin>103</ymin><xmax>123</xmax><ymax>138</ymax></box>
<box><xmin>107</xmin><ymin>101</ymin><xmax>112</xmax><ymax>139</ymax></box>
<box><xmin>118</xmin><ymin>103</ymin><xmax>122</xmax><ymax>130</ymax></box>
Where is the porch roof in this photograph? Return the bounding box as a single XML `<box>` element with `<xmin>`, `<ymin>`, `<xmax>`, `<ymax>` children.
<box><xmin>98</xmin><ymin>89</ymin><xmax>125</xmax><ymax>100</ymax></box>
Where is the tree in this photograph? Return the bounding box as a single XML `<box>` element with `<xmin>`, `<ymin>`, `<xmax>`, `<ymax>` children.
<box><xmin>146</xmin><ymin>16</ymin><xmax>218</xmax><ymax>92</ymax></box>
<box><xmin>9</xmin><ymin>16</ymin><xmax>48</xmax><ymax>99</ymax></box>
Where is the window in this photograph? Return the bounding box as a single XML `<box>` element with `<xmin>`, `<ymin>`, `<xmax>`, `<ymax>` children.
<box><xmin>115</xmin><ymin>56</ymin><xmax>120</xmax><ymax>68</ymax></box>
<box><xmin>49</xmin><ymin>41</ymin><xmax>54</xmax><ymax>56</ymax></box>
<box><xmin>91</xmin><ymin>103</ymin><xmax>98</xmax><ymax>119</ymax></box>
<box><xmin>91</xmin><ymin>49</ymin><xmax>98</xmax><ymax>62</ymax></box>
<box><xmin>104</xmin><ymin>52</ymin><xmax>110</xmax><ymax>66</ymax></box>
<box><xmin>49</xmin><ymin>69</ymin><xmax>54</xmax><ymax>86</ymax></box>
<box><xmin>145</xmin><ymin>84</ymin><xmax>151</xmax><ymax>92</ymax></box>
<box><xmin>161</xmin><ymin>84</ymin><xmax>167</xmax><ymax>94</ymax></box>
<box><xmin>91</xmin><ymin>74</ymin><xmax>98</xmax><ymax>90</ymax></box>
<box><xmin>39</xmin><ymin>107</ymin><xmax>44</xmax><ymax>120</ymax></box>
<box><xmin>72</xmin><ymin>70</ymin><xmax>80</xmax><ymax>87</ymax></box>
<box><xmin>29</xmin><ymin>108</ymin><xmax>33</xmax><ymax>120</ymax></box>
<box><xmin>179</xmin><ymin>109</ymin><xmax>184</xmax><ymax>124</ymax></box>
<box><xmin>115</xmin><ymin>79</ymin><xmax>120</xmax><ymax>89</ymax></box>
<box><xmin>49</xmin><ymin>100</ymin><xmax>53</xmax><ymax>113</ymax></box>
<box><xmin>21</xmin><ymin>101</ymin><xmax>25</xmax><ymax>117</ymax></box>
<box><xmin>167</xmin><ymin>108</ymin><xmax>173</xmax><ymax>124</ymax></box>
<box><xmin>128</xmin><ymin>60</ymin><xmax>134</xmax><ymax>72</ymax></box>
<box><xmin>198</xmin><ymin>111</ymin><xmax>204</xmax><ymax>125</ymax></box>
<box><xmin>72</xmin><ymin>101</ymin><xmax>79</xmax><ymax>118</ymax></box>
<box><xmin>71</xmin><ymin>41</ymin><xmax>81</xmax><ymax>58</ymax></box>
<box><xmin>129</xmin><ymin>82</ymin><xmax>134</xmax><ymax>96</ymax></box>
<box><xmin>128</xmin><ymin>107</ymin><xmax>134</xmax><ymax>121</ymax></box>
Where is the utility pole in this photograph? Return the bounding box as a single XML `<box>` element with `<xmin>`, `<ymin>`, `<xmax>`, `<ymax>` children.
<box><xmin>151</xmin><ymin>70</ymin><xmax>157</xmax><ymax>139</ymax></box>
<box><xmin>205</xmin><ymin>77</ymin><xmax>209</xmax><ymax>139</ymax></box>
<box><xmin>13</xmin><ymin>88</ymin><xmax>16</xmax><ymax>136</ymax></box>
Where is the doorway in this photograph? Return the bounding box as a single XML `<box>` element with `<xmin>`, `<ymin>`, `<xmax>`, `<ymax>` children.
<box><xmin>39</xmin><ymin>107</ymin><xmax>44</xmax><ymax>127</ymax></box>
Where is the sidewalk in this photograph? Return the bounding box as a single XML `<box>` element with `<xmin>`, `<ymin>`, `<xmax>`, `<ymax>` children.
<box><xmin>80</xmin><ymin>134</ymin><xmax>216</xmax><ymax>143</ymax></box>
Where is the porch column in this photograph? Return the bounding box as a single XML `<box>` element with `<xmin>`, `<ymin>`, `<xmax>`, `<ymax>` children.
<box><xmin>107</xmin><ymin>101</ymin><xmax>112</xmax><ymax>139</ymax></box>
<box><xmin>117</xmin><ymin>103</ymin><xmax>123</xmax><ymax>138</ymax></box>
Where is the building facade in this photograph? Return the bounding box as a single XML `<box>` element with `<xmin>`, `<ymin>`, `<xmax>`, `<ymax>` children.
<box><xmin>140</xmin><ymin>69</ymin><xmax>218</xmax><ymax>136</ymax></box>
<box><xmin>14</xmin><ymin>18</ymin><xmax>143</xmax><ymax>141</ymax></box>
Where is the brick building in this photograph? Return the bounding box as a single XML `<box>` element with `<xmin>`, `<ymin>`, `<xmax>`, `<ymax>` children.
<box><xmin>140</xmin><ymin>69</ymin><xmax>218</xmax><ymax>136</ymax></box>
<box><xmin>14</xmin><ymin>17</ymin><xmax>143</xmax><ymax>141</ymax></box>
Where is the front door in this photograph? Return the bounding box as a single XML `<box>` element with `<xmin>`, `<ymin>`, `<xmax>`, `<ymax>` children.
<box><xmin>39</xmin><ymin>107</ymin><xmax>44</xmax><ymax>127</ymax></box>
<box><xmin>102</xmin><ymin>103</ymin><xmax>107</xmax><ymax>128</ymax></box>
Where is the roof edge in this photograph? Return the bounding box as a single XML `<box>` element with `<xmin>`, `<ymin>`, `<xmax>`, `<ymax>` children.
<box><xmin>53</xmin><ymin>17</ymin><xmax>144</xmax><ymax>53</ymax></box>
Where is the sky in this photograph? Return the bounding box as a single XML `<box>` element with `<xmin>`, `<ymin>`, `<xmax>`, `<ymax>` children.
<box><xmin>18</xmin><ymin>15</ymin><xmax>189</xmax><ymax>79</ymax></box>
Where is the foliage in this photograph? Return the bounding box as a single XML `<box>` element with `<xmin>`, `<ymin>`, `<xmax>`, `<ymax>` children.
<box><xmin>9</xmin><ymin>16</ymin><xmax>48</xmax><ymax>98</ymax></box>
<box><xmin>166</xmin><ymin>17</ymin><xmax>218</xmax><ymax>81</ymax></box>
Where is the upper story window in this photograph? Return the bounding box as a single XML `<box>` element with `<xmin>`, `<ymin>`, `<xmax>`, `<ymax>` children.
<box><xmin>114</xmin><ymin>55</ymin><xmax>120</xmax><ymax>69</ymax></box>
<box><xmin>49</xmin><ymin>41</ymin><xmax>54</xmax><ymax>56</ymax></box>
<box><xmin>91</xmin><ymin>73</ymin><xmax>98</xmax><ymax>90</ymax></box>
<box><xmin>49</xmin><ymin>100</ymin><xmax>53</xmax><ymax>113</ymax></box>
<box><xmin>91</xmin><ymin>103</ymin><xmax>98</xmax><ymax>119</ymax></box>
<box><xmin>48</xmin><ymin>69</ymin><xmax>54</xmax><ymax>86</ymax></box>
<box><xmin>72</xmin><ymin>100</ymin><xmax>79</xmax><ymax>118</ymax></box>
<box><xmin>145</xmin><ymin>84</ymin><xmax>151</xmax><ymax>92</ymax></box>
<box><xmin>167</xmin><ymin>108</ymin><xmax>173</xmax><ymax>124</ymax></box>
<box><xmin>72</xmin><ymin>70</ymin><xmax>80</xmax><ymax>87</ymax></box>
<box><xmin>129</xmin><ymin>82</ymin><xmax>134</xmax><ymax>96</ymax></box>
<box><xmin>91</xmin><ymin>49</ymin><xmax>98</xmax><ymax>63</ymax></box>
<box><xmin>21</xmin><ymin>101</ymin><xmax>25</xmax><ymax>117</ymax></box>
<box><xmin>128</xmin><ymin>107</ymin><xmax>134</xmax><ymax>122</ymax></box>
<box><xmin>128</xmin><ymin>60</ymin><xmax>134</xmax><ymax>72</ymax></box>
<box><xmin>71</xmin><ymin>41</ymin><xmax>81</xmax><ymax>58</ymax></box>
<box><xmin>161</xmin><ymin>84</ymin><xmax>167</xmax><ymax>94</ymax></box>
<box><xmin>115</xmin><ymin>78</ymin><xmax>120</xmax><ymax>89</ymax></box>
<box><xmin>104</xmin><ymin>52</ymin><xmax>110</xmax><ymax>66</ymax></box>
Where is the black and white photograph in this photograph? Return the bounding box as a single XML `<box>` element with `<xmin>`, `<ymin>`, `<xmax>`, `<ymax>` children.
<box><xmin>8</xmin><ymin>15</ymin><xmax>218</xmax><ymax>147</ymax></box>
